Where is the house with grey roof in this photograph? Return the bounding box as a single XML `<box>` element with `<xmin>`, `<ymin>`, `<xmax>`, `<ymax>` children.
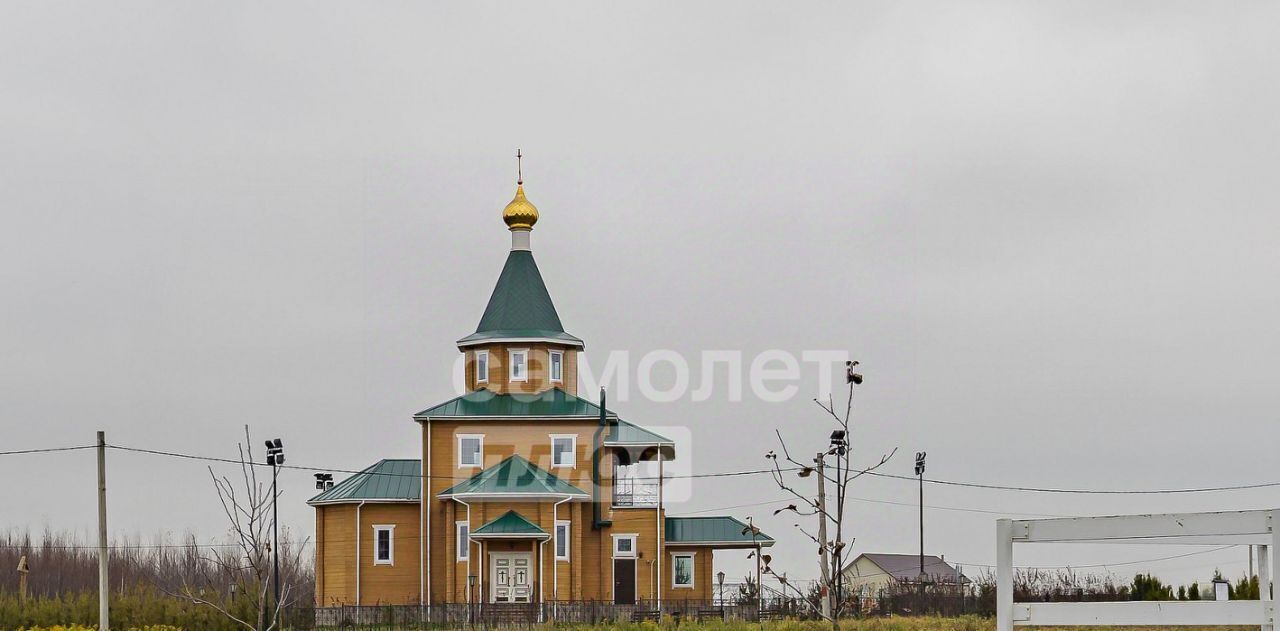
<box><xmin>842</xmin><ymin>553</ymin><xmax>969</xmax><ymax>594</ymax></box>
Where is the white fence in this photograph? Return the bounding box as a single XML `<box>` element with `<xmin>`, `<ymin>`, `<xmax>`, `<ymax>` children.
<box><xmin>996</xmin><ymin>509</ymin><xmax>1277</xmax><ymax>629</ymax></box>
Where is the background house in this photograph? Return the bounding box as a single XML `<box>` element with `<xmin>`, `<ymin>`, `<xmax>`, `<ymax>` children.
<box><xmin>842</xmin><ymin>553</ymin><xmax>968</xmax><ymax>594</ymax></box>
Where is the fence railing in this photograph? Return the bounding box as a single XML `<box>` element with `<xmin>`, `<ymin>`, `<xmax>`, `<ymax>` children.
<box><xmin>300</xmin><ymin>598</ymin><xmax>804</xmax><ymax>628</ymax></box>
<box><xmin>612</xmin><ymin>478</ymin><xmax>659</xmax><ymax>507</ymax></box>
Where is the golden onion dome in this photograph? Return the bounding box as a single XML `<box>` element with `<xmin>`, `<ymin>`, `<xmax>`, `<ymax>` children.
<box><xmin>502</xmin><ymin>184</ymin><xmax>539</xmax><ymax>230</ymax></box>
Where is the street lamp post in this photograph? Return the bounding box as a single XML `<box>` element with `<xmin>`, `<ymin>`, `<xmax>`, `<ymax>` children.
<box><xmin>717</xmin><ymin>571</ymin><xmax>726</xmax><ymax>606</ymax></box>
<box><xmin>915</xmin><ymin>451</ymin><xmax>926</xmax><ymax>579</ymax></box>
<box><xmin>265</xmin><ymin>439</ymin><xmax>285</xmax><ymax>611</ymax></box>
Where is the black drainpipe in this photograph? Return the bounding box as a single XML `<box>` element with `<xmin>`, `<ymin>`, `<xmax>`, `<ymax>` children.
<box><xmin>592</xmin><ymin>386</ymin><xmax>614</xmax><ymax>529</ymax></box>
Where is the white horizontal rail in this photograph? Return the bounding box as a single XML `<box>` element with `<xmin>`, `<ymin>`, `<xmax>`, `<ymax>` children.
<box><xmin>997</xmin><ymin>509</ymin><xmax>1279</xmax><ymax>631</ymax></box>
<box><xmin>1013</xmin><ymin>601</ymin><xmax>1272</xmax><ymax>626</ymax></box>
<box><xmin>1014</xmin><ymin>510</ymin><xmax>1272</xmax><ymax>543</ymax></box>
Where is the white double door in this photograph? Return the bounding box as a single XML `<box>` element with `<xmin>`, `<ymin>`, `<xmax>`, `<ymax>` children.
<box><xmin>489</xmin><ymin>552</ymin><xmax>533</xmax><ymax>603</ymax></box>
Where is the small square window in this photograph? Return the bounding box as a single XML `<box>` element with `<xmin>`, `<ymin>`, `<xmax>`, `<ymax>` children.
<box><xmin>458</xmin><ymin>435</ymin><xmax>483</xmax><ymax>467</ymax></box>
<box><xmin>373</xmin><ymin>525</ymin><xmax>394</xmax><ymax>565</ymax></box>
<box><xmin>555</xmin><ymin>521</ymin><xmax>570</xmax><ymax>560</ymax></box>
<box><xmin>475</xmin><ymin>351</ymin><xmax>488</xmax><ymax>383</ymax></box>
<box><xmin>550</xmin><ymin>351</ymin><xmax>563</xmax><ymax>382</ymax></box>
<box><xmin>551</xmin><ymin>435</ymin><xmax>576</xmax><ymax>468</ymax></box>
<box><xmin>510</xmin><ymin>350</ymin><xmax>528</xmax><ymax>382</ymax></box>
<box><xmin>613</xmin><ymin>535</ymin><xmax>636</xmax><ymax>558</ymax></box>
<box><xmin>456</xmin><ymin>522</ymin><xmax>469</xmax><ymax>561</ymax></box>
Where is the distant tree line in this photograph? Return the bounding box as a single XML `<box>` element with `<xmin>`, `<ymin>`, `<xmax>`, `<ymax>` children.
<box><xmin>849</xmin><ymin>567</ymin><xmax>1270</xmax><ymax>618</ymax></box>
<box><xmin>0</xmin><ymin>528</ymin><xmax>313</xmax><ymax>630</ymax></box>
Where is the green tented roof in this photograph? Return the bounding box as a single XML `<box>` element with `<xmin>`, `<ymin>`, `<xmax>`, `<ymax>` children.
<box><xmin>471</xmin><ymin>510</ymin><xmax>549</xmax><ymax>539</ymax></box>
<box><xmin>307</xmin><ymin>459</ymin><xmax>420</xmax><ymax>505</ymax></box>
<box><xmin>415</xmin><ymin>388</ymin><xmax>615</xmax><ymax>418</ymax></box>
<box><xmin>458</xmin><ymin>250</ymin><xmax>583</xmax><ymax>348</ymax></box>
<box><xmin>665</xmin><ymin>516</ymin><xmax>775</xmax><ymax>547</ymax></box>
<box><xmin>439</xmin><ymin>454</ymin><xmax>588</xmax><ymax>499</ymax></box>
<box><xmin>606</xmin><ymin>419</ymin><xmax>674</xmax><ymax>445</ymax></box>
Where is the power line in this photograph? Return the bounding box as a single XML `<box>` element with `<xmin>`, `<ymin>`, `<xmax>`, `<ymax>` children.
<box><xmin>678</xmin><ymin>496</ymin><xmax>1073</xmax><ymax>519</ymax></box>
<box><xmin>16</xmin><ymin>441</ymin><xmax>1278</xmax><ymax>496</ymax></box>
<box><xmin>863</xmin><ymin>470</ymin><xmax>1280</xmax><ymax>495</ymax></box>
<box><xmin>0</xmin><ymin>445</ymin><xmax>96</xmax><ymax>456</ymax></box>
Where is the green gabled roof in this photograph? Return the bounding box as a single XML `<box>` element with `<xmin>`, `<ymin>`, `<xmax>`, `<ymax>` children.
<box><xmin>415</xmin><ymin>388</ymin><xmax>615</xmax><ymax>418</ymax></box>
<box><xmin>307</xmin><ymin>459</ymin><xmax>420</xmax><ymax>505</ymax></box>
<box><xmin>665</xmin><ymin>516</ymin><xmax>775</xmax><ymax>547</ymax></box>
<box><xmin>439</xmin><ymin>454</ymin><xmax>588</xmax><ymax>498</ymax></box>
<box><xmin>458</xmin><ymin>250</ymin><xmax>583</xmax><ymax>348</ymax></box>
<box><xmin>606</xmin><ymin>419</ymin><xmax>673</xmax><ymax>445</ymax></box>
<box><xmin>471</xmin><ymin>510</ymin><xmax>549</xmax><ymax>539</ymax></box>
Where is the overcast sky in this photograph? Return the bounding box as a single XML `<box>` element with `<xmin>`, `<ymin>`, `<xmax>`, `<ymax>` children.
<box><xmin>2</xmin><ymin>1</ymin><xmax>1278</xmax><ymax>588</ymax></box>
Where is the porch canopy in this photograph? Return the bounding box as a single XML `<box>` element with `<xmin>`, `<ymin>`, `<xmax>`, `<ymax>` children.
<box><xmin>606</xmin><ymin>419</ymin><xmax>675</xmax><ymax>463</ymax></box>
<box><xmin>666</xmin><ymin>516</ymin><xmax>776</xmax><ymax>549</ymax></box>
<box><xmin>470</xmin><ymin>510</ymin><xmax>550</xmax><ymax>540</ymax></box>
<box><xmin>438</xmin><ymin>454</ymin><xmax>588</xmax><ymax>502</ymax></box>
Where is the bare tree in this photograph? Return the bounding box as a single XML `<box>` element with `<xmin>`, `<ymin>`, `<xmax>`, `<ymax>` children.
<box><xmin>765</xmin><ymin>360</ymin><xmax>896</xmax><ymax>629</ymax></box>
<box><xmin>162</xmin><ymin>426</ymin><xmax>304</xmax><ymax>631</ymax></box>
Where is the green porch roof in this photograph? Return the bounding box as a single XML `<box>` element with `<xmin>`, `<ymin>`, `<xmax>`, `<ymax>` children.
<box><xmin>471</xmin><ymin>510</ymin><xmax>549</xmax><ymax>539</ymax></box>
<box><xmin>458</xmin><ymin>250</ymin><xmax>583</xmax><ymax>348</ymax></box>
<box><xmin>439</xmin><ymin>454</ymin><xmax>588</xmax><ymax>499</ymax></box>
<box><xmin>665</xmin><ymin>516</ymin><xmax>775</xmax><ymax>547</ymax></box>
<box><xmin>307</xmin><ymin>459</ymin><xmax>420</xmax><ymax>505</ymax></box>
<box><xmin>607</xmin><ymin>419</ymin><xmax>674</xmax><ymax>446</ymax></box>
<box><xmin>415</xmin><ymin>388</ymin><xmax>615</xmax><ymax>419</ymax></box>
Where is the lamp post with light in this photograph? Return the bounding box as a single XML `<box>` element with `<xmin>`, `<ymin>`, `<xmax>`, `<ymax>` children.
<box><xmin>265</xmin><ymin>439</ymin><xmax>284</xmax><ymax>609</ymax></box>
<box><xmin>915</xmin><ymin>451</ymin><xmax>926</xmax><ymax>579</ymax></box>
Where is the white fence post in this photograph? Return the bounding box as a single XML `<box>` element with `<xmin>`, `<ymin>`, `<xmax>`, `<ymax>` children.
<box><xmin>1258</xmin><ymin>543</ymin><xmax>1271</xmax><ymax>631</ymax></box>
<box><xmin>997</xmin><ymin>519</ymin><xmax>1014</xmax><ymax>631</ymax></box>
<box><xmin>1269</xmin><ymin>510</ymin><xmax>1278</xmax><ymax>631</ymax></box>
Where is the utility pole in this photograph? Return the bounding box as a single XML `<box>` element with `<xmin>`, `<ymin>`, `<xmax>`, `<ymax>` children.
<box><xmin>96</xmin><ymin>430</ymin><xmax>109</xmax><ymax>631</ymax></box>
<box><xmin>816</xmin><ymin>453</ymin><xmax>833</xmax><ymax>627</ymax></box>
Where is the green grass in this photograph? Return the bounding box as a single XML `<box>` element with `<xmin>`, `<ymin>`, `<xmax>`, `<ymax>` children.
<box><xmin>539</xmin><ymin>619</ymin><xmax>1252</xmax><ymax>631</ymax></box>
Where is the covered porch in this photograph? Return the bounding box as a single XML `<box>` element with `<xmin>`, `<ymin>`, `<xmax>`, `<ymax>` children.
<box><xmin>470</xmin><ymin>510</ymin><xmax>550</xmax><ymax>604</ymax></box>
<box><xmin>439</xmin><ymin>454</ymin><xmax>589</xmax><ymax>605</ymax></box>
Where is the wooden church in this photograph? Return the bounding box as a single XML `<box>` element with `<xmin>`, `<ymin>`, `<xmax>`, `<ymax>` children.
<box><xmin>309</xmin><ymin>168</ymin><xmax>772</xmax><ymax>608</ymax></box>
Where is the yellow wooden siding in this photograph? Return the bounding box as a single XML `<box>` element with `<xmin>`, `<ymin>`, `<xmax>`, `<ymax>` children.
<box><xmin>464</xmin><ymin>344</ymin><xmax>578</xmax><ymax>396</ymax></box>
<box><xmin>314</xmin><ymin>503</ymin><xmax>420</xmax><ymax>605</ymax></box>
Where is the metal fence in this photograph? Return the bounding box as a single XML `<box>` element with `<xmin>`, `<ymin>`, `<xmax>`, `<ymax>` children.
<box><xmin>297</xmin><ymin>598</ymin><xmax>805</xmax><ymax>629</ymax></box>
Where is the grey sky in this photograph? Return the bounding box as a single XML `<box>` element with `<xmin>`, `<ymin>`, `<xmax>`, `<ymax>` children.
<box><xmin>2</xmin><ymin>1</ymin><xmax>1278</xmax><ymax>587</ymax></box>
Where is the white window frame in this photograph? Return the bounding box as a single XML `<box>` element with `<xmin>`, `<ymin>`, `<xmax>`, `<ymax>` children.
<box><xmin>372</xmin><ymin>524</ymin><xmax>395</xmax><ymax>566</ymax></box>
<box><xmin>612</xmin><ymin>534</ymin><xmax>638</xmax><ymax>559</ymax></box>
<box><xmin>555</xmin><ymin>521</ymin><xmax>571</xmax><ymax>561</ymax></box>
<box><xmin>475</xmin><ymin>350</ymin><xmax>489</xmax><ymax>383</ymax></box>
<box><xmin>457</xmin><ymin>434</ymin><xmax>484</xmax><ymax>468</ymax></box>
<box><xmin>509</xmin><ymin>349</ymin><xmax>529</xmax><ymax>382</ymax></box>
<box><xmin>549</xmin><ymin>350</ymin><xmax>563</xmax><ymax>382</ymax></box>
<box><xmin>456</xmin><ymin>521</ymin><xmax>469</xmax><ymax>561</ymax></box>
<box><xmin>550</xmin><ymin>434</ymin><xmax>577</xmax><ymax>468</ymax></box>
<box><xmin>671</xmin><ymin>551</ymin><xmax>696</xmax><ymax>588</ymax></box>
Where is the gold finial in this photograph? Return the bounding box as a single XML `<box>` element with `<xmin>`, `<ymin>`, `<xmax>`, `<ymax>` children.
<box><xmin>503</xmin><ymin>150</ymin><xmax>538</xmax><ymax>230</ymax></box>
